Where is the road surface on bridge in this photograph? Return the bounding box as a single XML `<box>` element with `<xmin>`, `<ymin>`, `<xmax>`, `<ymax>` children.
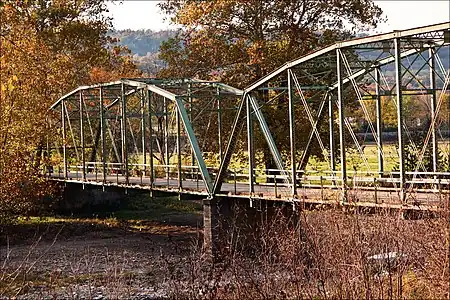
<box><xmin>49</xmin><ymin>172</ymin><xmax>444</xmax><ymax>211</ymax></box>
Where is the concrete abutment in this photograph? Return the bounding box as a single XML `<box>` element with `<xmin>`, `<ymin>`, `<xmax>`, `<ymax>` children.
<box><xmin>202</xmin><ymin>196</ymin><xmax>300</xmax><ymax>260</ymax></box>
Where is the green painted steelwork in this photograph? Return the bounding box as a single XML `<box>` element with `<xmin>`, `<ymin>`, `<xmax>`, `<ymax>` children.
<box><xmin>48</xmin><ymin>22</ymin><xmax>450</xmax><ymax>203</ymax></box>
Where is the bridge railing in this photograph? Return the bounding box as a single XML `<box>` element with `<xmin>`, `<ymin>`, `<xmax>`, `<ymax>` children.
<box><xmin>44</xmin><ymin>161</ymin><xmax>448</xmax><ymax>205</ymax></box>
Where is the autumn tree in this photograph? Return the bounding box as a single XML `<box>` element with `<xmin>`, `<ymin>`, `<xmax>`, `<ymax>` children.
<box><xmin>159</xmin><ymin>0</ymin><xmax>383</xmax><ymax>86</ymax></box>
<box><xmin>158</xmin><ymin>0</ymin><xmax>385</xmax><ymax>170</ymax></box>
<box><xmin>0</xmin><ymin>0</ymin><xmax>140</xmax><ymax>224</ymax></box>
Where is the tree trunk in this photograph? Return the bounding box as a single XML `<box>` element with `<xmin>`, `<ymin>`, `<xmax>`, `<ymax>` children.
<box><xmin>34</xmin><ymin>141</ymin><xmax>44</xmax><ymax>172</ymax></box>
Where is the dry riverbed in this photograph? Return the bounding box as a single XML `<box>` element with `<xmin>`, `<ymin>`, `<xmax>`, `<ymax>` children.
<box><xmin>0</xmin><ymin>198</ymin><xmax>204</xmax><ymax>299</ymax></box>
<box><xmin>2</xmin><ymin>197</ymin><xmax>449</xmax><ymax>299</ymax></box>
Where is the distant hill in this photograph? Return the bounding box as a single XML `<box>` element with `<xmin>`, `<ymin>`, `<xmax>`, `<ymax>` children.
<box><xmin>109</xmin><ymin>29</ymin><xmax>177</xmax><ymax>75</ymax></box>
<box><xmin>110</xmin><ymin>29</ymin><xmax>449</xmax><ymax>80</ymax></box>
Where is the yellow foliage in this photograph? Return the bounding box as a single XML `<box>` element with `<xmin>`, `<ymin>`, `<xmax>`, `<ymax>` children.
<box><xmin>0</xmin><ymin>0</ymin><xmax>140</xmax><ymax>222</ymax></box>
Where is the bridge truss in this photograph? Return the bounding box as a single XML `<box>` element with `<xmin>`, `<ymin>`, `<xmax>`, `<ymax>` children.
<box><xmin>48</xmin><ymin>22</ymin><xmax>450</xmax><ymax>208</ymax></box>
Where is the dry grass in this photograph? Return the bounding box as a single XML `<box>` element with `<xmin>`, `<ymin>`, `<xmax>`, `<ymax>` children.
<box><xmin>162</xmin><ymin>202</ymin><xmax>450</xmax><ymax>299</ymax></box>
<box><xmin>1</xmin><ymin>196</ymin><xmax>449</xmax><ymax>299</ymax></box>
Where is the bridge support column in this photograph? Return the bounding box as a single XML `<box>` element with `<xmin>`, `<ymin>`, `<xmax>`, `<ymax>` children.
<box><xmin>336</xmin><ymin>49</ymin><xmax>347</xmax><ymax>201</ymax></box>
<box><xmin>287</xmin><ymin>69</ymin><xmax>297</xmax><ymax>197</ymax></box>
<box><xmin>188</xmin><ymin>83</ymin><xmax>196</xmax><ymax>180</ymax></box>
<box><xmin>100</xmin><ymin>87</ymin><xmax>107</xmax><ymax>186</ymax></box>
<box><xmin>394</xmin><ymin>38</ymin><xmax>405</xmax><ymax>203</ymax></box>
<box><xmin>164</xmin><ymin>97</ymin><xmax>170</xmax><ymax>187</ymax></box>
<box><xmin>375</xmin><ymin>67</ymin><xmax>384</xmax><ymax>176</ymax></box>
<box><xmin>203</xmin><ymin>198</ymin><xmax>216</xmax><ymax>258</ymax></box>
<box><xmin>148</xmin><ymin>89</ymin><xmax>154</xmax><ymax>194</ymax></box>
<box><xmin>79</xmin><ymin>91</ymin><xmax>86</xmax><ymax>182</ymax></box>
<box><xmin>217</xmin><ymin>87</ymin><xmax>223</xmax><ymax>163</ymax></box>
<box><xmin>203</xmin><ymin>197</ymin><xmax>229</xmax><ymax>259</ymax></box>
<box><xmin>61</xmin><ymin>99</ymin><xmax>68</xmax><ymax>179</ymax></box>
<box><xmin>246</xmin><ymin>96</ymin><xmax>255</xmax><ymax>195</ymax></box>
<box><xmin>141</xmin><ymin>89</ymin><xmax>147</xmax><ymax>172</ymax></box>
<box><xmin>329</xmin><ymin>93</ymin><xmax>336</xmax><ymax>178</ymax></box>
<box><xmin>203</xmin><ymin>197</ymin><xmax>300</xmax><ymax>261</ymax></box>
<box><xmin>176</xmin><ymin>108</ymin><xmax>182</xmax><ymax>191</ymax></box>
<box><xmin>429</xmin><ymin>47</ymin><xmax>438</xmax><ymax>175</ymax></box>
<box><xmin>121</xmin><ymin>83</ymin><xmax>129</xmax><ymax>185</ymax></box>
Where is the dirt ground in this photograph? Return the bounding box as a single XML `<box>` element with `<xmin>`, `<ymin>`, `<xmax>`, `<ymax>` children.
<box><xmin>0</xmin><ymin>212</ymin><xmax>203</xmax><ymax>299</ymax></box>
<box><xmin>2</xmin><ymin>196</ymin><xmax>449</xmax><ymax>299</ymax></box>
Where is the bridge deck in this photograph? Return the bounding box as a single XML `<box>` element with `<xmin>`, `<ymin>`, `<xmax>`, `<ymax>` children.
<box><xmin>49</xmin><ymin>172</ymin><xmax>445</xmax><ymax>212</ymax></box>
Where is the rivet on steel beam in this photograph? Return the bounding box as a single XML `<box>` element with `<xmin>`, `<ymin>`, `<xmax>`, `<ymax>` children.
<box><xmin>444</xmin><ymin>30</ymin><xmax>450</xmax><ymax>43</ymax></box>
<box><xmin>382</xmin><ymin>41</ymin><xmax>390</xmax><ymax>52</ymax></box>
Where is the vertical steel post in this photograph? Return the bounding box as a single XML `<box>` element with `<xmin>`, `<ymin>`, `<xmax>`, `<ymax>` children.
<box><xmin>374</xmin><ymin>177</ymin><xmax>378</xmax><ymax>204</ymax></box>
<box><xmin>79</xmin><ymin>91</ymin><xmax>86</xmax><ymax>181</ymax></box>
<box><xmin>217</xmin><ymin>87</ymin><xmax>223</xmax><ymax>163</ymax></box>
<box><xmin>176</xmin><ymin>107</ymin><xmax>182</xmax><ymax>190</ymax></box>
<box><xmin>148</xmin><ymin>90</ymin><xmax>154</xmax><ymax>187</ymax></box>
<box><xmin>320</xmin><ymin>176</ymin><xmax>324</xmax><ymax>200</ymax></box>
<box><xmin>233</xmin><ymin>170</ymin><xmax>237</xmax><ymax>194</ymax></box>
<box><xmin>141</xmin><ymin>89</ymin><xmax>147</xmax><ymax>169</ymax></box>
<box><xmin>46</xmin><ymin>117</ymin><xmax>50</xmax><ymax>177</ymax></box>
<box><xmin>164</xmin><ymin>97</ymin><xmax>170</xmax><ymax>187</ymax></box>
<box><xmin>61</xmin><ymin>100</ymin><xmax>67</xmax><ymax>179</ymax></box>
<box><xmin>329</xmin><ymin>93</ymin><xmax>336</xmax><ymax>175</ymax></box>
<box><xmin>274</xmin><ymin>173</ymin><xmax>278</xmax><ymax>198</ymax></box>
<box><xmin>99</xmin><ymin>87</ymin><xmax>106</xmax><ymax>184</ymax></box>
<box><xmin>287</xmin><ymin>69</ymin><xmax>297</xmax><ymax>196</ymax></box>
<box><xmin>375</xmin><ymin>67</ymin><xmax>384</xmax><ymax>175</ymax></box>
<box><xmin>429</xmin><ymin>47</ymin><xmax>438</xmax><ymax>174</ymax></box>
<box><xmin>188</xmin><ymin>83</ymin><xmax>195</xmax><ymax>169</ymax></box>
<box><xmin>336</xmin><ymin>49</ymin><xmax>347</xmax><ymax>200</ymax></box>
<box><xmin>394</xmin><ymin>38</ymin><xmax>405</xmax><ymax>202</ymax></box>
<box><xmin>246</xmin><ymin>95</ymin><xmax>255</xmax><ymax>195</ymax></box>
<box><xmin>121</xmin><ymin>83</ymin><xmax>129</xmax><ymax>185</ymax></box>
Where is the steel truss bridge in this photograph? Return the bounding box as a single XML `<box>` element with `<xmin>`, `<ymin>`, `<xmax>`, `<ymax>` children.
<box><xmin>47</xmin><ymin>22</ymin><xmax>450</xmax><ymax>211</ymax></box>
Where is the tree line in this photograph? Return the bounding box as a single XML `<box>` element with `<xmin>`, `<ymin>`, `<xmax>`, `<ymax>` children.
<box><xmin>0</xmin><ymin>0</ymin><xmax>140</xmax><ymax>223</ymax></box>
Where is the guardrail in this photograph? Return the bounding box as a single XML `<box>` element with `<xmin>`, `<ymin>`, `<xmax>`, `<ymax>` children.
<box><xmin>42</xmin><ymin>161</ymin><xmax>450</xmax><ymax>205</ymax></box>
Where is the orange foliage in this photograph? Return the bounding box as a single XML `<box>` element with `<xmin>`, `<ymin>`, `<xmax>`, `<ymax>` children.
<box><xmin>0</xmin><ymin>0</ymin><xmax>140</xmax><ymax>222</ymax></box>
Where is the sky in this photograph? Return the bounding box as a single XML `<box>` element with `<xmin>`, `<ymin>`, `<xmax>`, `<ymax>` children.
<box><xmin>106</xmin><ymin>1</ymin><xmax>450</xmax><ymax>33</ymax></box>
